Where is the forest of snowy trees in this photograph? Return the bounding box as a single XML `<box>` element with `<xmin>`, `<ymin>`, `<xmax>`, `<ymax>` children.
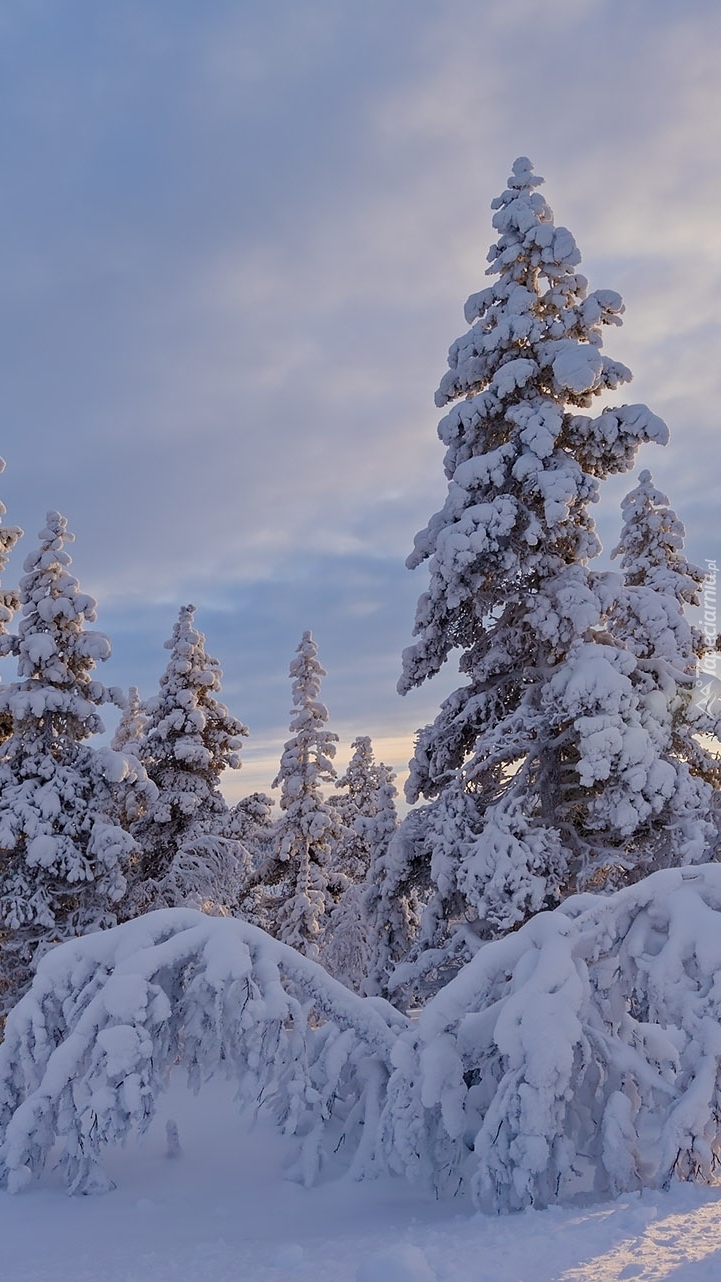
<box><xmin>1</xmin><ymin>159</ymin><xmax>720</xmax><ymax>1212</ymax></box>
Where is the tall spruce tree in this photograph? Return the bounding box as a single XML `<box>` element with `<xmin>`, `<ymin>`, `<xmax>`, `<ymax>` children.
<box><xmin>0</xmin><ymin>513</ymin><xmax>151</xmax><ymax>1011</ymax></box>
<box><xmin>267</xmin><ymin>631</ymin><xmax>339</xmax><ymax>958</ymax></box>
<box><xmin>398</xmin><ymin>158</ymin><xmax>672</xmax><ymax>961</ymax></box>
<box><xmin>126</xmin><ymin>605</ymin><xmax>248</xmax><ymax>914</ymax></box>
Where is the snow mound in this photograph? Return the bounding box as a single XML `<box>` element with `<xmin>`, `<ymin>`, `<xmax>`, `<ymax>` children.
<box><xmin>356</xmin><ymin>1243</ymin><xmax>436</xmax><ymax>1282</ymax></box>
<box><xmin>273</xmin><ymin>1243</ymin><xmax>305</xmax><ymax>1270</ymax></box>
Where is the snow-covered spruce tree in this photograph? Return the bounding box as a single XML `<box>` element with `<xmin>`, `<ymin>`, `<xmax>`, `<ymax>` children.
<box><xmin>228</xmin><ymin>792</ymin><xmax>278</xmax><ymax>929</ymax></box>
<box><xmin>317</xmin><ymin>881</ymin><xmax>370</xmax><ymax>994</ymax></box>
<box><xmin>612</xmin><ymin>470</ymin><xmax>720</xmax><ymax>780</ymax></box>
<box><xmin>608</xmin><ymin>470</ymin><xmax>719</xmax><ymax>865</ymax></box>
<box><xmin>354</xmin><ymin>766</ymin><xmax>429</xmax><ymax>1004</ymax></box>
<box><xmin>106</xmin><ymin>686</ymin><xmax>154</xmax><ymax>830</ymax></box>
<box><xmin>322</xmin><ymin>738</ymin><xmax>400</xmax><ymax>992</ymax></box>
<box><xmin>266</xmin><ymin>631</ymin><xmax>340</xmax><ymax>958</ymax></box>
<box><xmin>227</xmin><ymin>790</ymin><xmax>275</xmax><ymax>852</ymax></box>
<box><xmin>0</xmin><ymin>512</ymin><xmax>152</xmax><ymax>1013</ymax></box>
<box><xmin>398</xmin><ymin>158</ymin><xmax>671</xmax><ymax>962</ymax></box>
<box><xmin>361</xmin><ymin>776</ymin><xmax>429</xmax><ymax>1002</ymax></box>
<box><xmin>125</xmin><ymin>605</ymin><xmax>249</xmax><ymax>916</ymax></box>
<box><xmin>328</xmin><ymin>736</ymin><xmax>397</xmax><ymax>886</ymax></box>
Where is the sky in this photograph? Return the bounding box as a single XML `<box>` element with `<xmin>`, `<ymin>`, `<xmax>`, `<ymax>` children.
<box><xmin>2</xmin><ymin>0</ymin><xmax>720</xmax><ymax>802</ymax></box>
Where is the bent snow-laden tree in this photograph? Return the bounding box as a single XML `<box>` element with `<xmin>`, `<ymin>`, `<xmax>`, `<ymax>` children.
<box><xmin>126</xmin><ymin>606</ymin><xmax>249</xmax><ymax>917</ymax></box>
<box><xmin>0</xmin><ymin>513</ymin><xmax>153</xmax><ymax>1013</ymax></box>
<box><xmin>380</xmin><ymin>864</ymin><xmax>721</xmax><ymax>1212</ymax></box>
<box><xmin>397</xmin><ymin>157</ymin><xmax>672</xmax><ymax>963</ymax></box>
<box><xmin>7</xmin><ymin>868</ymin><xmax>721</xmax><ymax>1213</ymax></box>
<box><xmin>0</xmin><ymin>909</ymin><xmax>407</xmax><ymax>1195</ymax></box>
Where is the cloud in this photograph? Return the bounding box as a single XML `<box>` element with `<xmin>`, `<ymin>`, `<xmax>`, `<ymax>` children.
<box><xmin>2</xmin><ymin>0</ymin><xmax>719</xmax><ymax>800</ymax></box>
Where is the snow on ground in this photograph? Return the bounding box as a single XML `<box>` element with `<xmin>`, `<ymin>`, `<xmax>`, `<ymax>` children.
<box><xmin>3</xmin><ymin>1073</ymin><xmax>721</xmax><ymax>1282</ymax></box>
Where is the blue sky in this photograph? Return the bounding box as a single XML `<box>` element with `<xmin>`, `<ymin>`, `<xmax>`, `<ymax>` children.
<box><xmin>2</xmin><ymin>0</ymin><xmax>720</xmax><ymax>800</ymax></box>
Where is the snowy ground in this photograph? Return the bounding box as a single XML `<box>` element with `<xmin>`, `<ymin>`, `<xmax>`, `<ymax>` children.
<box><xmin>4</xmin><ymin>1076</ymin><xmax>721</xmax><ymax>1282</ymax></box>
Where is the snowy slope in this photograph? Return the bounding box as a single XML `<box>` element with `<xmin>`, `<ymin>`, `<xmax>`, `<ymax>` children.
<box><xmin>3</xmin><ymin>1073</ymin><xmax>721</xmax><ymax>1282</ymax></box>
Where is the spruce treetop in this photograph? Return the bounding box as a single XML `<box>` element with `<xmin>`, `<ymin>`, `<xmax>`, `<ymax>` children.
<box><xmin>123</xmin><ymin>606</ymin><xmax>248</xmax><ymax>913</ymax></box>
<box><xmin>400</xmin><ymin>157</ymin><xmax>668</xmax><ymax>697</ymax></box>
<box><xmin>144</xmin><ymin>604</ymin><xmax>247</xmax><ymax>777</ymax></box>
<box><xmin>612</xmin><ymin>470</ymin><xmax>705</xmax><ymax>605</ymax></box>
<box><xmin>610</xmin><ymin>470</ymin><xmax>720</xmax><ymax>802</ymax></box>
<box><xmin>611</xmin><ymin>469</ymin><xmax>706</xmax><ymax>679</ymax></box>
<box><xmin>273</xmin><ymin>630</ymin><xmax>338</xmax><ymax>798</ymax></box>
<box><xmin>2</xmin><ymin>511</ymin><xmax>122</xmax><ymax>734</ymax></box>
